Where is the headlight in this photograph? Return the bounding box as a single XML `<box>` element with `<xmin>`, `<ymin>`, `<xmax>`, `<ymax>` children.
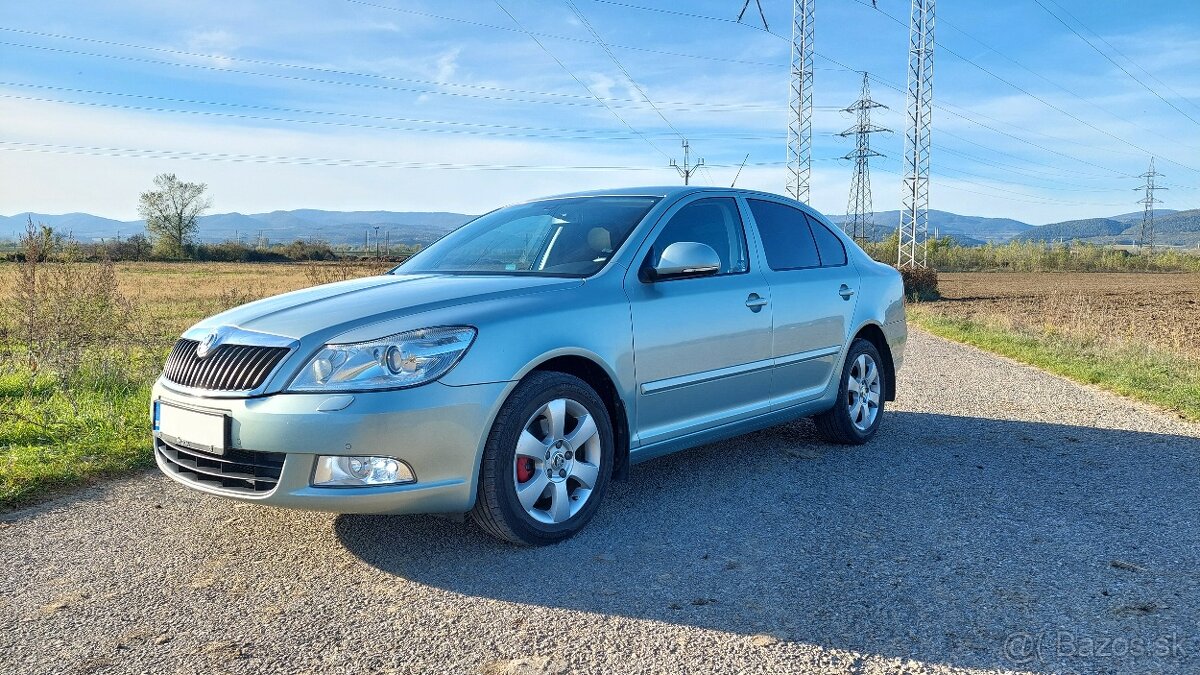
<box><xmin>288</xmin><ymin>326</ymin><xmax>476</xmax><ymax>392</ymax></box>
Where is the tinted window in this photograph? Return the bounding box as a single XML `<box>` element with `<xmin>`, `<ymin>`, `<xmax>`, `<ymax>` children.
<box><xmin>651</xmin><ymin>198</ymin><xmax>748</xmax><ymax>275</ymax></box>
<box><xmin>746</xmin><ymin>199</ymin><xmax>820</xmax><ymax>270</ymax></box>
<box><xmin>806</xmin><ymin>214</ymin><xmax>848</xmax><ymax>267</ymax></box>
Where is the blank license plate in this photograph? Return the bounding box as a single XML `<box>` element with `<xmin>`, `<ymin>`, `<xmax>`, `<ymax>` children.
<box><xmin>155</xmin><ymin>402</ymin><xmax>227</xmax><ymax>455</ymax></box>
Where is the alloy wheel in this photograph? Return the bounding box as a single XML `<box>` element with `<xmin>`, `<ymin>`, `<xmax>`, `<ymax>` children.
<box><xmin>513</xmin><ymin>397</ymin><xmax>602</xmax><ymax>525</ymax></box>
<box><xmin>846</xmin><ymin>353</ymin><xmax>881</xmax><ymax>432</ymax></box>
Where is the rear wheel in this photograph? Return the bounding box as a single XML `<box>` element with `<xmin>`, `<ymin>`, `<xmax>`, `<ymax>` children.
<box><xmin>813</xmin><ymin>338</ymin><xmax>885</xmax><ymax>445</ymax></box>
<box><xmin>470</xmin><ymin>371</ymin><xmax>613</xmax><ymax>545</ymax></box>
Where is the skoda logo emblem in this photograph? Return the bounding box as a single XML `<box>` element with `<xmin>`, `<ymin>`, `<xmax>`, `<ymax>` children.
<box><xmin>196</xmin><ymin>328</ymin><xmax>224</xmax><ymax>358</ymax></box>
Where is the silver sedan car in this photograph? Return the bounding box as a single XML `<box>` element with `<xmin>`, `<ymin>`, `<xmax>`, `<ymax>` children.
<box><xmin>152</xmin><ymin>187</ymin><xmax>906</xmax><ymax>545</ymax></box>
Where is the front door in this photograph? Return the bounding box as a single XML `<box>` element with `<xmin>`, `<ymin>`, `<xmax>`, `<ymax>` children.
<box><xmin>624</xmin><ymin>196</ymin><xmax>774</xmax><ymax>447</ymax></box>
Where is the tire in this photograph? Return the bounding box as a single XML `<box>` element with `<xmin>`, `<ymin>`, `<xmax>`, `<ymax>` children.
<box><xmin>470</xmin><ymin>371</ymin><xmax>614</xmax><ymax>545</ymax></box>
<box><xmin>813</xmin><ymin>338</ymin><xmax>886</xmax><ymax>445</ymax></box>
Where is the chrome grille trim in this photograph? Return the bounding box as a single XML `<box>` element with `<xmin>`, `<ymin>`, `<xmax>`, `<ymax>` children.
<box><xmin>163</xmin><ymin>339</ymin><xmax>290</xmax><ymax>392</ymax></box>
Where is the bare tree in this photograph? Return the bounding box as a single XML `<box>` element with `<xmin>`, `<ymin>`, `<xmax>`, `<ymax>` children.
<box><xmin>137</xmin><ymin>173</ymin><xmax>211</xmax><ymax>258</ymax></box>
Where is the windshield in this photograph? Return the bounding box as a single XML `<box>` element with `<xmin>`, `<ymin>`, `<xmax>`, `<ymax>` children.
<box><xmin>397</xmin><ymin>196</ymin><xmax>661</xmax><ymax>277</ymax></box>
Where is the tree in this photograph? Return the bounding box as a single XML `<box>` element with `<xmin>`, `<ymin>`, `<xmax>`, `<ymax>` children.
<box><xmin>137</xmin><ymin>173</ymin><xmax>211</xmax><ymax>258</ymax></box>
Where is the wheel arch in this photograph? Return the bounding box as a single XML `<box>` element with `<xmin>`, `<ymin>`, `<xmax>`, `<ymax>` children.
<box><xmin>852</xmin><ymin>322</ymin><xmax>897</xmax><ymax>401</ymax></box>
<box><xmin>525</xmin><ymin>353</ymin><xmax>631</xmax><ymax>482</ymax></box>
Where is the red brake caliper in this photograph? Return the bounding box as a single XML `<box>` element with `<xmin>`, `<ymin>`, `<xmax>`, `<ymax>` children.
<box><xmin>516</xmin><ymin>457</ymin><xmax>535</xmax><ymax>483</ymax></box>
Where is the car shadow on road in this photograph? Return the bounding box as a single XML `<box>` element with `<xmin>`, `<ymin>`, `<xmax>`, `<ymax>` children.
<box><xmin>335</xmin><ymin>412</ymin><xmax>1200</xmax><ymax>672</ymax></box>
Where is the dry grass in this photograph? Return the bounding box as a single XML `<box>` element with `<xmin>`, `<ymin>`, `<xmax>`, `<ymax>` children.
<box><xmin>0</xmin><ymin>261</ymin><xmax>391</xmax><ymax>341</ymax></box>
<box><xmin>920</xmin><ymin>272</ymin><xmax>1200</xmax><ymax>361</ymax></box>
<box><xmin>909</xmin><ymin>272</ymin><xmax>1200</xmax><ymax>420</ymax></box>
<box><xmin>0</xmin><ymin>261</ymin><xmax>380</xmax><ymax>508</ymax></box>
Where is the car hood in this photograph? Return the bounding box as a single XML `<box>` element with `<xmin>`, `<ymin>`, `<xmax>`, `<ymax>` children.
<box><xmin>190</xmin><ymin>273</ymin><xmax>583</xmax><ymax>341</ymax></box>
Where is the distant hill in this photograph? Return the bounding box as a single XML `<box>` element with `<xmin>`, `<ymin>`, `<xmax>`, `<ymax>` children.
<box><xmin>1147</xmin><ymin>209</ymin><xmax>1200</xmax><ymax>234</ymax></box>
<box><xmin>0</xmin><ymin>209</ymin><xmax>474</xmax><ymax>246</ymax></box>
<box><xmin>1013</xmin><ymin>218</ymin><xmax>1128</xmax><ymax>242</ymax></box>
<box><xmin>1108</xmin><ymin>209</ymin><xmax>1178</xmax><ymax>224</ymax></box>
<box><xmin>8</xmin><ymin>205</ymin><xmax>1199</xmax><ymax>249</ymax></box>
<box><xmin>1016</xmin><ymin>209</ymin><xmax>1200</xmax><ymax>247</ymax></box>
<box><xmin>0</xmin><ymin>212</ymin><xmax>130</xmax><ymax>238</ymax></box>
<box><xmin>829</xmin><ymin>209</ymin><xmax>1033</xmax><ymax>242</ymax></box>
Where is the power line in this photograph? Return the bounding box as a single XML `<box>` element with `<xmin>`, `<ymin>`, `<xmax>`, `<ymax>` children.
<box><xmin>0</xmin><ymin>139</ymin><xmax>788</xmax><ymax>171</ymax></box>
<box><xmin>1030</xmin><ymin>0</ymin><xmax>1200</xmax><ymax>128</ymax></box>
<box><xmin>0</xmin><ymin>91</ymin><xmax>796</xmax><ymax>143</ymax></box>
<box><xmin>491</xmin><ymin>0</ymin><xmax>670</xmax><ymax>160</ymax></box>
<box><xmin>601</xmin><ymin>0</ymin><xmax>1196</xmax><ymax>187</ymax></box>
<box><xmin>849</xmin><ymin>2</ymin><xmax>1200</xmax><ymax>174</ymax></box>
<box><xmin>0</xmin><ymin>37</ymin><xmax>783</xmax><ymax>113</ymax></box>
<box><xmin>0</xmin><ymin>140</ymin><xmax>669</xmax><ymax>170</ymax></box>
<box><xmin>344</xmin><ymin>0</ymin><xmax>787</xmax><ymax>69</ymax></box>
<box><xmin>1043</xmin><ymin>0</ymin><xmax>1200</xmax><ymax>114</ymax></box>
<box><xmin>564</xmin><ymin>1</ymin><xmax>684</xmax><ymax>138</ymax></box>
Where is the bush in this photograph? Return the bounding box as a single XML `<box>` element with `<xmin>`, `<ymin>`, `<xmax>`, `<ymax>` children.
<box><xmin>899</xmin><ymin>266</ymin><xmax>940</xmax><ymax>301</ymax></box>
<box><xmin>8</xmin><ymin>219</ymin><xmax>140</xmax><ymax>375</ymax></box>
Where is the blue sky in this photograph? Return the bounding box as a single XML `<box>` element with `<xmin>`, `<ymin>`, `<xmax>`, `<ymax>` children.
<box><xmin>1</xmin><ymin>0</ymin><xmax>1198</xmax><ymax>224</ymax></box>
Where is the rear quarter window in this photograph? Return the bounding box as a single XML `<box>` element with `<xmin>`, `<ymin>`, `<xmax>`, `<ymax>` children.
<box><xmin>805</xmin><ymin>214</ymin><xmax>848</xmax><ymax>267</ymax></box>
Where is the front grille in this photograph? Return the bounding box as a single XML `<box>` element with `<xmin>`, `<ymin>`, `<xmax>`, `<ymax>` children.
<box><xmin>156</xmin><ymin>438</ymin><xmax>285</xmax><ymax>494</ymax></box>
<box><xmin>163</xmin><ymin>339</ymin><xmax>290</xmax><ymax>391</ymax></box>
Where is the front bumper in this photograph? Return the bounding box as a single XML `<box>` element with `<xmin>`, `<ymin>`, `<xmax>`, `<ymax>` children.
<box><xmin>151</xmin><ymin>378</ymin><xmax>511</xmax><ymax>515</ymax></box>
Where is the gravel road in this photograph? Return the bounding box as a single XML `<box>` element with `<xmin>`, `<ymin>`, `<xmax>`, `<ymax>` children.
<box><xmin>4</xmin><ymin>329</ymin><xmax>1200</xmax><ymax>675</ymax></box>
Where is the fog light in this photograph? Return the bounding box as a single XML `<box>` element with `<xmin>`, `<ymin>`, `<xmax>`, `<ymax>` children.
<box><xmin>313</xmin><ymin>456</ymin><xmax>415</xmax><ymax>487</ymax></box>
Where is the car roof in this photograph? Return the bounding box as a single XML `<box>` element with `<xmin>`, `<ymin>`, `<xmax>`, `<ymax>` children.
<box><xmin>535</xmin><ymin>185</ymin><xmax>812</xmax><ymax>207</ymax></box>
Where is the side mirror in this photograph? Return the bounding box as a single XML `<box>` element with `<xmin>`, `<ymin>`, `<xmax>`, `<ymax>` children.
<box><xmin>647</xmin><ymin>241</ymin><xmax>721</xmax><ymax>281</ymax></box>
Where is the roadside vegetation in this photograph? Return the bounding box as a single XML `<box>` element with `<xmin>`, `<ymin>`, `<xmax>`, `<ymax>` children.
<box><xmin>0</xmin><ymin>221</ymin><xmax>388</xmax><ymax>509</ymax></box>
<box><xmin>907</xmin><ymin>272</ymin><xmax>1200</xmax><ymax>421</ymax></box>
<box><xmin>864</xmin><ymin>233</ymin><xmax>1200</xmax><ymax>272</ymax></box>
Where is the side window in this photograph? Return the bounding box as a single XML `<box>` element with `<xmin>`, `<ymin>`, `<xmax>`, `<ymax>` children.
<box><xmin>805</xmin><ymin>214</ymin><xmax>848</xmax><ymax>267</ymax></box>
<box><xmin>746</xmin><ymin>199</ymin><xmax>820</xmax><ymax>270</ymax></box>
<box><xmin>651</xmin><ymin>198</ymin><xmax>748</xmax><ymax>275</ymax></box>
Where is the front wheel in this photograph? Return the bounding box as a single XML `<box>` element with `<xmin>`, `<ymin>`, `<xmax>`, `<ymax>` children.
<box><xmin>813</xmin><ymin>339</ymin><xmax>886</xmax><ymax>445</ymax></box>
<box><xmin>470</xmin><ymin>371</ymin><xmax>613</xmax><ymax>545</ymax></box>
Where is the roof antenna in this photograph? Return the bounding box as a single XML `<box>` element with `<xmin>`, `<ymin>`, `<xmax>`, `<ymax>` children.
<box><xmin>730</xmin><ymin>153</ymin><xmax>750</xmax><ymax>187</ymax></box>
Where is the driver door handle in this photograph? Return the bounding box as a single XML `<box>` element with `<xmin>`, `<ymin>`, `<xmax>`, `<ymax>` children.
<box><xmin>745</xmin><ymin>293</ymin><xmax>768</xmax><ymax>312</ymax></box>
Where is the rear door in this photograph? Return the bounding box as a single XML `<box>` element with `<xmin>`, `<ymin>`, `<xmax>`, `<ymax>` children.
<box><xmin>742</xmin><ymin>198</ymin><xmax>860</xmax><ymax>408</ymax></box>
<box><xmin>624</xmin><ymin>195</ymin><xmax>774</xmax><ymax>447</ymax></box>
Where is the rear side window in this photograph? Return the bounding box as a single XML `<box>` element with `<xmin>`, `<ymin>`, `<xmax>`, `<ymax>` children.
<box><xmin>806</xmin><ymin>214</ymin><xmax>848</xmax><ymax>267</ymax></box>
<box><xmin>746</xmin><ymin>199</ymin><xmax>820</xmax><ymax>270</ymax></box>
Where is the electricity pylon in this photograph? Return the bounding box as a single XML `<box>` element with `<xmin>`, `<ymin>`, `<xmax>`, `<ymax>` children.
<box><xmin>670</xmin><ymin>139</ymin><xmax>704</xmax><ymax>185</ymax></box>
<box><xmin>786</xmin><ymin>0</ymin><xmax>814</xmax><ymax>203</ymax></box>
<box><xmin>1136</xmin><ymin>157</ymin><xmax>1165</xmax><ymax>254</ymax></box>
<box><xmin>737</xmin><ymin>0</ymin><xmax>769</xmax><ymax>30</ymax></box>
<box><xmin>838</xmin><ymin>73</ymin><xmax>890</xmax><ymax>244</ymax></box>
<box><xmin>897</xmin><ymin>0</ymin><xmax>935</xmax><ymax>269</ymax></box>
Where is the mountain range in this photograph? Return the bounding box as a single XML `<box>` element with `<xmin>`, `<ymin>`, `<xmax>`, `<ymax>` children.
<box><xmin>0</xmin><ymin>210</ymin><xmax>474</xmax><ymax>247</ymax></box>
<box><xmin>4</xmin><ymin>206</ymin><xmax>1199</xmax><ymax>248</ymax></box>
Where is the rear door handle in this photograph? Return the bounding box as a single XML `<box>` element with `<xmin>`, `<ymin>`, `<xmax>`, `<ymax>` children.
<box><xmin>839</xmin><ymin>284</ymin><xmax>855</xmax><ymax>300</ymax></box>
<box><xmin>745</xmin><ymin>293</ymin><xmax>768</xmax><ymax>312</ymax></box>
